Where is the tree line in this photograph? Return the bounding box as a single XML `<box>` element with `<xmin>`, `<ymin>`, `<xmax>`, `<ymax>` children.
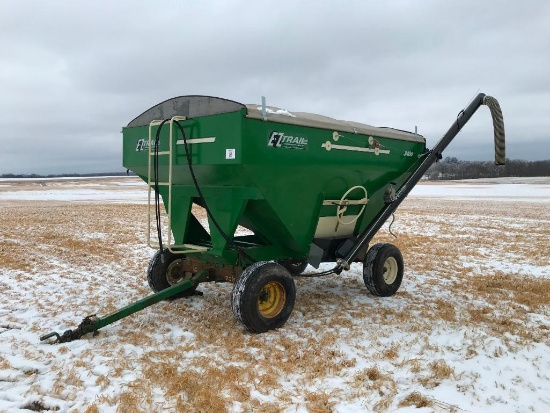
<box><xmin>0</xmin><ymin>171</ymin><xmax>133</xmax><ymax>179</ymax></box>
<box><xmin>425</xmin><ymin>157</ymin><xmax>550</xmax><ymax>180</ymax></box>
<box><xmin>2</xmin><ymin>160</ymin><xmax>548</xmax><ymax>180</ymax></box>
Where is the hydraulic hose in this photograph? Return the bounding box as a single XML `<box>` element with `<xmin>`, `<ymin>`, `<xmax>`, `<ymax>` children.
<box><xmin>153</xmin><ymin>119</ymin><xmax>170</xmax><ymax>260</ymax></box>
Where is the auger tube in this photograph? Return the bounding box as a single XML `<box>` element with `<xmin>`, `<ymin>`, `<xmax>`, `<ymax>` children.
<box><xmin>336</xmin><ymin>93</ymin><xmax>505</xmax><ymax>271</ymax></box>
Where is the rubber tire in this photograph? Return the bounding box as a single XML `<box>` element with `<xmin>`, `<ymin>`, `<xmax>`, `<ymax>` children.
<box><xmin>147</xmin><ymin>249</ymin><xmax>197</xmax><ymax>298</ymax></box>
<box><xmin>279</xmin><ymin>259</ymin><xmax>308</xmax><ymax>275</ymax></box>
<box><xmin>232</xmin><ymin>262</ymin><xmax>296</xmax><ymax>333</ymax></box>
<box><xmin>363</xmin><ymin>243</ymin><xmax>404</xmax><ymax>297</ymax></box>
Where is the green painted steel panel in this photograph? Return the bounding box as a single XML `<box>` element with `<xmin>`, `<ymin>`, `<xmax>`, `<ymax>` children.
<box><xmin>122</xmin><ymin>102</ymin><xmax>425</xmax><ymax>265</ymax></box>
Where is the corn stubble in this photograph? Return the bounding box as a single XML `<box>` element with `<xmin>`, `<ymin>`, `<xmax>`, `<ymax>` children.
<box><xmin>0</xmin><ymin>187</ymin><xmax>548</xmax><ymax>412</ymax></box>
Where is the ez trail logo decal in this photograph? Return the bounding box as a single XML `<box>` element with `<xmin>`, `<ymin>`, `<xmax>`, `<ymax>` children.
<box><xmin>268</xmin><ymin>132</ymin><xmax>308</xmax><ymax>150</ymax></box>
<box><xmin>135</xmin><ymin>139</ymin><xmax>156</xmax><ymax>152</ymax></box>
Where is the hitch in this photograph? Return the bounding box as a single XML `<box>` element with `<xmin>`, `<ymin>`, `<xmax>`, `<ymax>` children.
<box><xmin>40</xmin><ymin>315</ymin><xmax>99</xmax><ymax>344</ymax></box>
<box><xmin>40</xmin><ymin>270</ymin><xmax>207</xmax><ymax>344</ymax></box>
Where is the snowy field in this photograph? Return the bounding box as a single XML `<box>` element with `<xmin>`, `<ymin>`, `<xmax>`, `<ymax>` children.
<box><xmin>0</xmin><ymin>177</ymin><xmax>549</xmax><ymax>412</ymax></box>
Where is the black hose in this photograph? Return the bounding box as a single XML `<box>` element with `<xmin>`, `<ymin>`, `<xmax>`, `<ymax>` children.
<box><xmin>388</xmin><ymin>213</ymin><xmax>397</xmax><ymax>238</ymax></box>
<box><xmin>153</xmin><ymin>119</ymin><xmax>170</xmax><ymax>262</ymax></box>
<box><xmin>293</xmin><ymin>266</ymin><xmax>338</xmax><ymax>277</ymax></box>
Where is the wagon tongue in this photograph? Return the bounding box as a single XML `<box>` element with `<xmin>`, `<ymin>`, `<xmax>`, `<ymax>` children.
<box><xmin>39</xmin><ymin>271</ymin><xmax>208</xmax><ymax>344</ymax></box>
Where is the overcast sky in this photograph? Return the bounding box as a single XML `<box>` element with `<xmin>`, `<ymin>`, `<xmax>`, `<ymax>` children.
<box><xmin>1</xmin><ymin>1</ymin><xmax>549</xmax><ymax>174</ymax></box>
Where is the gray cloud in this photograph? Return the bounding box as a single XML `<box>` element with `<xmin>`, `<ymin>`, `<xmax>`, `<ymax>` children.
<box><xmin>1</xmin><ymin>0</ymin><xmax>549</xmax><ymax>174</ymax></box>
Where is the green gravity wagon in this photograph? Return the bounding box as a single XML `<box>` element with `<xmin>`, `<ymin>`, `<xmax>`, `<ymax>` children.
<box><xmin>41</xmin><ymin>94</ymin><xmax>505</xmax><ymax>342</ymax></box>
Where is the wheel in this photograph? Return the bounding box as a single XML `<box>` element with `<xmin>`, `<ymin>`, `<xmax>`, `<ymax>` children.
<box><xmin>279</xmin><ymin>259</ymin><xmax>308</xmax><ymax>275</ymax></box>
<box><xmin>232</xmin><ymin>262</ymin><xmax>296</xmax><ymax>333</ymax></box>
<box><xmin>363</xmin><ymin>243</ymin><xmax>404</xmax><ymax>297</ymax></box>
<box><xmin>147</xmin><ymin>249</ymin><xmax>198</xmax><ymax>298</ymax></box>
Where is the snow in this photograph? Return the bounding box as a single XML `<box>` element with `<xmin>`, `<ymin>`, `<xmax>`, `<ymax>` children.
<box><xmin>0</xmin><ymin>178</ymin><xmax>147</xmax><ymax>203</ymax></box>
<box><xmin>2</xmin><ymin>177</ymin><xmax>549</xmax><ymax>204</ymax></box>
<box><xmin>0</xmin><ymin>177</ymin><xmax>549</xmax><ymax>412</ymax></box>
<box><xmin>410</xmin><ymin>182</ymin><xmax>550</xmax><ymax>202</ymax></box>
<box><xmin>256</xmin><ymin>106</ymin><xmax>297</xmax><ymax>117</ymax></box>
<box><xmin>0</xmin><ymin>188</ymin><xmax>147</xmax><ymax>203</ymax></box>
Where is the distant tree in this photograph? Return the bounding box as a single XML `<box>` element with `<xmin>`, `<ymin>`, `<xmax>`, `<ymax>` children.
<box><xmin>425</xmin><ymin>158</ymin><xmax>550</xmax><ymax>180</ymax></box>
<box><xmin>1</xmin><ymin>171</ymin><xmax>131</xmax><ymax>179</ymax></box>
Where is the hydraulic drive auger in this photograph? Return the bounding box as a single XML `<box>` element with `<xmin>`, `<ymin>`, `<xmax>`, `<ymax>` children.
<box><xmin>40</xmin><ymin>271</ymin><xmax>207</xmax><ymax>344</ymax></box>
<box><xmin>335</xmin><ymin>93</ymin><xmax>505</xmax><ymax>272</ymax></box>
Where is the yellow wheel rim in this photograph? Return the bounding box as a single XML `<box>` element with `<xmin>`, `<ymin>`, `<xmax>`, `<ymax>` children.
<box><xmin>383</xmin><ymin>257</ymin><xmax>398</xmax><ymax>284</ymax></box>
<box><xmin>258</xmin><ymin>281</ymin><xmax>286</xmax><ymax>318</ymax></box>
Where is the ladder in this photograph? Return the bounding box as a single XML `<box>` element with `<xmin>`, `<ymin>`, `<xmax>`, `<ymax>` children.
<box><xmin>146</xmin><ymin>116</ymin><xmax>208</xmax><ymax>255</ymax></box>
